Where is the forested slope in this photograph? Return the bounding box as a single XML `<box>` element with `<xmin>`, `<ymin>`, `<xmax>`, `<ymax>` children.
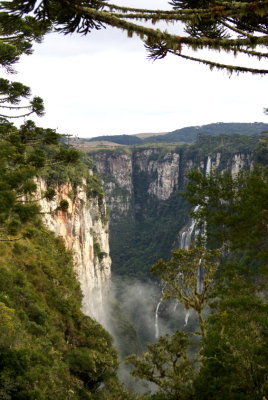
<box><xmin>0</xmin><ymin>229</ymin><xmax>120</xmax><ymax>399</ymax></box>
<box><xmin>0</xmin><ymin>118</ymin><xmax>135</xmax><ymax>399</ymax></box>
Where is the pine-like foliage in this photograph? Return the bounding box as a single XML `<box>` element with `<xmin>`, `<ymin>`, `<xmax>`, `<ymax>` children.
<box><xmin>3</xmin><ymin>0</ymin><xmax>268</xmax><ymax>73</ymax></box>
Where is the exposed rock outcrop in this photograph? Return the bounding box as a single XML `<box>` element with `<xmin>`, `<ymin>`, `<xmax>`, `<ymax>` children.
<box><xmin>231</xmin><ymin>153</ymin><xmax>253</xmax><ymax>176</ymax></box>
<box><xmin>93</xmin><ymin>152</ymin><xmax>132</xmax><ymax>219</ymax></box>
<box><xmin>136</xmin><ymin>151</ymin><xmax>180</xmax><ymax>201</ymax></box>
<box><xmin>36</xmin><ymin>178</ymin><xmax>111</xmax><ymax>326</ymax></box>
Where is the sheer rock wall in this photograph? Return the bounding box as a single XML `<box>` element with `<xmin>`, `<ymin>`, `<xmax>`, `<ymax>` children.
<box><xmin>36</xmin><ymin>178</ymin><xmax>111</xmax><ymax>325</ymax></box>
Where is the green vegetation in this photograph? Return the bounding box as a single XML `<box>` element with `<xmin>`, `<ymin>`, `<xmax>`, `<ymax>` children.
<box><xmin>0</xmin><ymin>115</ymin><xmax>132</xmax><ymax>398</ymax></box>
<box><xmin>110</xmin><ymin>187</ymin><xmax>190</xmax><ymax>281</ymax></box>
<box><xmin>108</xmin><ymin>298</ymin><xmax>142</xmax><ymax>359</ymax></box>
<box><xmin>93</xmin><ymin>238</ymin><xmax>107</xmax><ymax>262</ymax></box>
<box><xmin>0</xmin><ymin>118</ymin><xmax>80</xmax><ymax>240</ymax></box>
<box><xmin>86</xmin><ymin>173</ymin><xmax>104</xmax><ymax>203</ymax></box>
<box><xmin>0</xmin><ymin>78</ymin><xmax>44</xmax><ymax>118</ymax></box>
<box><xmin>186</xmin><ymin>168</ymin><xmax>268</xmax><ymax>263</ymax></box>
<box><xmin>128</xmin><ymin>139</ymin><xmax>268</xmax><ymax>399</ymax></box>
<box><xmin>128</xmin><ymin>331</ymin><xmax>195</xmax><ymax>399</ymax></box>
<box><xmin>183</xmin><ymin>134</ymin><xmax>257</xmax><ymax>172</ymax></box>
<box><xmin>0</xmin><ymin>228</ymin><xmax>124</xmax><ymax>399</ymax></box>
<box><xmin>0</xmin><ymin>10</ymin><xmax>50</xmax><ymax>73</ymax></box>
<box><xmin>152</xmin><ymin>247</ymin><xmax>220</xmax><ymax>336</ymax></box>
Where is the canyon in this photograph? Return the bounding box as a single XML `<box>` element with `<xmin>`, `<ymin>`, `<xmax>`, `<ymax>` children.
<box><xmin>33</xmin><ymin>134</ymin><xmax>257</xmax><ymax>345</ymax></box>
<box><xmin>90</xmin><ymin>135</ymin><xmax>255</xmax><ymax>280</ymax></box>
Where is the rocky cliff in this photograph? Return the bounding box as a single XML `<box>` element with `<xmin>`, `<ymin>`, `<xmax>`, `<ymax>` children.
<box><xmin>35</xmin><ymin>177</ymin><xmax>111</xmax><ymax>326</ymax></box>
<box><xmin>90</xmin><ymin>135</ymin><xmax>255</xmax><ymax>279</ymax></box>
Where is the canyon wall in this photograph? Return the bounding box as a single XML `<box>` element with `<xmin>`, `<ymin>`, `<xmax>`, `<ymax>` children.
<box><xmin>36</xmin><ymin>177</ymin><xmax>111</xmax><ymax>326</ymax></box>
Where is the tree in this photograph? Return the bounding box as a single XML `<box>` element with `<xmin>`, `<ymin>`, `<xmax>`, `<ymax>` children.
<box><xmin>130</xmin><ymin>141</ymin><xmax>268</xmax><ymax>399</ymax></box>
<box><xmin>3</xmin><ymin>0</ymin><xmax>268</xmax><ymax>74</ymax></box>
<box><xmin>185</xmin><ymin>165</ymin><xmax>268</xmax><ymax>266</ymax></box>
<box><xmin>195</xmin><ymin>280</ymin><xmax>268</xmax><ymax>400</ymax></box>
<box><xmin>127</xmin><ymin>247</ymin><xmax>219</xmax><ymax>399</ymax></box>
<box><xmin>0</xmin><ymin>10</ymin><xmax>50</xmax><ymax>72</ymax></box>
<box><xmin>182</xmin><ymin>148</ymin><xmax>268</xmax><ymax>399</ymax></box>
<box><xmin>128</xmin><ymin>331</ymin><xmax>195</xmax><ymax>400</ymax></box>
<box><xmin>0</xmin><ymin>78</ymin><xmax>45</xmax><ymax>118</ymax></box>
<box><xmin>151</xmin><ymin>247</ymin><xmax>220</xmax><ymax>337</ymax></box>
<box><xmin>0</xmin><ymin>7</ymin><xmax>51</xmax><ymax>121</ymax></box>
<box><xmin>0</xmin><ymin>9</ymin><xmax>49</xmax><ymax>117</ymax></box>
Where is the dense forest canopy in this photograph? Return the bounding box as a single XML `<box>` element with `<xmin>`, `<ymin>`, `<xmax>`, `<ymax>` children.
<box><xmin>2</xmin><ymin>0</ymin><xmax>268</xmax><ymax>74</ymax></box>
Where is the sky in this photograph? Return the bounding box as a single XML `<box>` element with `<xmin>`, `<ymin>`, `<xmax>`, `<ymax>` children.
<box><xmin>7</xmin><ymin>0</ymin><xmax>268</xmax><ymax>138</ymax></box>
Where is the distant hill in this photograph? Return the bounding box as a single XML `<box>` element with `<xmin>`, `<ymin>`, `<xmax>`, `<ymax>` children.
<box><xmin>133</xmin><ymin>132</ymin><xmax>168</xmax><ymax>139</ymax></box>
<box><xmin>143</xmin><ymin>122</ymin><xmax>268</xmax><ymax>144</ymax></box>
<box><xmin>79</xmin><ymin>122</ymin><xmax>268</xmax><ymax>148</ymax></box>
<box><xmin>87</xmin><ymin>134</ymin><xmax>142</xmax><ymax>145</ymax></box>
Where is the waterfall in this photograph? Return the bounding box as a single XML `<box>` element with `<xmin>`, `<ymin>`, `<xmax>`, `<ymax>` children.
<box><xmin>155</xmin><ymin>299</ymin><xmax>163</xmax><ymax>339</ymax></box>
<box><xmin>206</xmin><ymin>155</ymin><xmax>211</xmax><ymax>176</ymax></box>
<box><xmin>179</xmin><ymin>205</ymin><xmax>200</xmax><ymax>250</ymax></box>
<box><xmin>154</xmin><ymin>282</ymin><xmax>167</xmax><ymax>339</ymax></box>
<box><xmin>184</xmin><ymin>310</ymin><xmax>190</xmax><ymax>326</ymax></box>
<box><xmin>173</xmin><ymin>300</ymin><xmax>179</xmax><ymax>312</ymax></box>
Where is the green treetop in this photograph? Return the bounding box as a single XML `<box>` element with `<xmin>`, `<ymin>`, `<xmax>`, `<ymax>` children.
<box><xmin>151</xmin><ymin>247</ymin><xmax>220</xmax><ymax>337</ymax></box>
<box><xmin>0</xmin><ymin>9</ymin><xmax>50</xmax><ymax>117</ymax></box>
<box><xmin>0</xmin><ymin>78</ymin><xmax>45</xmax><ymax>118</ymax></box>
<box><xmin>0</xmin><ymin>10</ymin><xmax>50</xmax><ymax>71</ymax></box>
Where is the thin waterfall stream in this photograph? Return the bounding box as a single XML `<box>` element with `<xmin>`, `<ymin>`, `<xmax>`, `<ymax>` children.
<box><xmin>154</xmin><ymin>282</ymin><xmax>166</xmax><ymax>339</ymax></box>
<box><xmin>154</xmin><ymin>299</ymin><xmax>162</xmax><ymax>339</ymax></box>
<box><xmin>184</xmin><ymin>310</ymin><xmax>190</xmax><ymax>326</ymax></box>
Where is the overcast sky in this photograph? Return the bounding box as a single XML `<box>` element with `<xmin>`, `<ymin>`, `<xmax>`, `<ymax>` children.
<box><xmin>8</xmin><ymin>0</ymin><xmax>268</xmax><ymax>138</ymax></box>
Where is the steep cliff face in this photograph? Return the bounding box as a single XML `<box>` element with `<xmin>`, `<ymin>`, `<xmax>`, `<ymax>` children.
<box><xmin>93</xmin><ymin>152</ymin><xmax>132</xmax><ymax>219</ymax></box>
<box><xmin>91</xmin><ymin>136</ymin><xmax>255</xmax><ymax>279</ymax></box>
<box><xmin>93</xmin><ymin>149</ymin><xmax>182</xmax><ymax>217</ymax></box>
<box><xmin>35</xmin><ymin>178</ymin><xmax>111</xmax><ymax>325</ymax></box>
<box><xmin>230</xmin><ymin>153</ymin><xmax>253</xmax><ymax>176</ymax></box>
<box><xmin>135</xmin><ymin>150</ymin><xmax>180</xmax><ymax>201</ymax></box>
